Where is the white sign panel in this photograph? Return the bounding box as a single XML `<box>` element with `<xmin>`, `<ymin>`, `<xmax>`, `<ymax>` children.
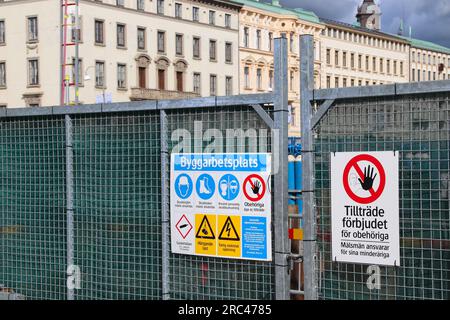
<box><xmin>170</xmin><ymin>153</ymin><xmax>272</xmax><ymax>261</ymax></box>
<box><xmin>331</xmin><ymin>151</ymin><xmax>400</xmax><ymax>266</ymax></box>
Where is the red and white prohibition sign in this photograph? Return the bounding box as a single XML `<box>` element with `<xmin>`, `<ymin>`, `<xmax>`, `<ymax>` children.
<box><xmin>342</xmin><ymin>154</ymin><xmax>386</xmax><ymax>204</ymax></box>
<box><xmin>243</xmin><ymin>174</ymin><xmax>266</xmax><ymax>202</ymax></box>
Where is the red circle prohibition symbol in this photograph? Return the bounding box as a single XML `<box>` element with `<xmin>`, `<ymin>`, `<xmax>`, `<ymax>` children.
<box><xmin>342</xmin><ymin>154</ymin><xmax>386</xmax><ymax>204</ymax></box>
<box><xmin>243</xmin><ymin>174</ymin><xmax>266</xmax><ymax>202</ymax></box>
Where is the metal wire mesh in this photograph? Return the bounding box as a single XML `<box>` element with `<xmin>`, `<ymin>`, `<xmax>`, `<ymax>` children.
<box><xmin>0</xmin><ymin>104</ymin><xmax>278</xmax><ymax>300</ymax></box>
<box><xmin>72</xmin><ymin>112</ymin><xmax>162</xmax><ymax>300</ymax></box>
<box><xmin>167</xmin><ymin>105</ymin><xmax>275</xmax><ymax>300</ymax></box>
<box><xmin>314</xmin><ymin>92</ymin><xmax>450</xmax><ymax>299</ymax></box>
<box><xmin>0</xmin><ymin>117</ymin><xmax>66</xmax><ymax>299</ymax></box>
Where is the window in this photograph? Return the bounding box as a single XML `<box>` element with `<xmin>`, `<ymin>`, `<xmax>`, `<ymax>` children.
<box><xmin>290</xmin><ymin>32</ymin><xmax>294</xmax><ymax>53</ymax></box>
<box><xmin>95</xmin><ymin>61</ymin><xmax>105</xmax><ymax>87</ymax></box>
<box><xmin>423</xmin><ymin>70</ymin><xmax>426</xmax><ymax>81</ymax></box>
<box><xmin>209</xmin><ymin>40</ymin><xmax>216</xmax><ymax>61</ymax></box>
<box><xmin>257</xmin><ymin>68</ymin><xmax>262</xmax><ymax>90</ymax></box>
<box><xmin>372</xmin><ymin>57</ymin><xmax>376</xmax><ymax>72</ymax></box>
<box><xmin>71</xmin><ymin>16</ymin><xmax>82</xmax><ymax>43</ymax></box>
<box><xmin>358</xmin><ymin>54</ymin><xmax>362</xmax><ymax>69</ymax></box>
<box><xmin>175</xmin><ymin>34</ymin><xmax>183</xmax><ymax>55</ymax></box>
<box><xmin>137</xmin><ymin>27</ymin><xmax>146</xmax><ymax>50</ymax></box>
<box><xmin>244</xmin><ymin>27</ymin><xmax>249</xmax><ymax>48</ymax></box>
<box><xmin>428</xmin><ymin>71</ymin><xmax>431</xmax><ymax>81</ymax></box>
<box><xmin>116</xmin><ymin>23</ymin><xmax>126</xmax><ymax>48</ymax></box>
<box><xmin>256</xmin><ymin>30</ymin><xmax>261</xmax><ymax>50</ymax></box>
<box><xmin>269</xmin><ymin>70</ymin><xmax>273</xmax><ymax>90</ymax></box>
<box><xmin>417</xmin><ymin>69</ymin><xmax>420</xmax><ymax>81</ymax></box>
<box><xmin>343</xmin><ymin>78</ymin><xmax>347</xmax><ymax>88</ymax></box>
<box><xmin>95</xmin><ymin>19</ymin><xmax>104</xmax><ymax>44</ymax></box>
<box><xmin>380</xmin><ymin>58</ymin><xmax>384</xmax><ymax>73</ymax></box>
<box><xmin>193</xmin><ymin>37</ymin><xmax>200</xmax><ymax>58</ymax></box>
<box><xmin>326</xmin><ymin>49</ymin><xmax>331</xmax><ymax>65</ymax></box>
<box><xmin>433</xmin><ymin>72</ymin><xmax>436</xmax><ymax>81</ymax></box>
<box><xmin>174</xmin><ymin>3</ymin><xmax>182</xmax><ymax>19</ymax></box>
<box><xmin>210</xmin><ymin>74</ymin><xmax>217</xmax><ymax>96</ymax></box>
<box><xmin>387</xmin><ymin>59</ymin><xmax>390</xmax><ymax>74</ymax></box>
<box><xmin>393</xmin><ymin>61</ymin><xmax>397</xmax><ymax>75</ymax></box>
<box><xmin>157</xmin><ymin>31</ymin><xmax>165</xmax><ymax>53</ymax></box>
<box><xmin>342</xmin><ymin>52</ymin><xmax>347</xmax><ymax>68</ymax></box>
<box><xmin>71</xmin><ymin>58</ymin><xmax>82</xmax><ymax>86</ymax></box>
<box><xmin>400</xmin><ymin>62</ymin><xmax>404</xmax><ymax>76</ymax></box>
<box><xmin>351</xmin><ymin>53</ymin><xmax>355</xmax><ymax>69</ymax></box>
<box><xmin>290</xmin><ymin>71</ymin><xmax>294</xmax><ymax>91</ymax></box>
<box><xmin>448</xmin><ymin>58</ymin><xmax>450</xmax><ymax>67</ymax></box>
<box><xmin>193</xmin><ymin>73</ymin><xmax>201</xmax><ymax>94</ymax></box>
<box><xmin>225</xmin><ymin>76</ymin><xmax>232</xmax><ymax>95</ymax></box>
<box><xmin>116</xmin><ymin>0</ymin><xmax>124</xmax><ymax>7</ymax></box>
<box><xmin>209</xmin><ymin>11</ymin><xmax>215</xmax><ymax>25</ymax></box>
<box><xmin>244</xmin><ymin>66</ymin><xmax>250</xmax><ymax>88</ymax></box>
<box><xmin>335</xmin><ymin>50</ymin><xmax>339</xmax><ymax>66</ymax></box>
<box><xmin>0</xmin><ymin>20</ymin><xmax>4</xmax><ymax>44</ymax></box>
<box><xmin>334</xmin><ymin>77</ymin><xmax>339</xmax><ymax>88</ymax></box>
<box><xmin>28</xmin><ymin>59</ymin><xmax>39</xmax><ymax>86</ymax></box>
<box><xmin>268</xmin><ymin>32</ymin><xmax>273</xmax><ymax>51</ymax></box>
<box><xmin>157</xmin><ymin>0</ymin><xmax>164</xmax><ymax>15</ymax></box>
<box><xmin>412</xmin><ymin>69</ymin><xmax>416</xmax><ymax>81</ymax></box>
<box><xmin>117</xmin><ymin>63</ymin><xmax>126</xmax><ymax>88</ymax></box>
<box><xmin>137</xmin><ymin>0</ymin><xmax>145</xmax><ymax>11</ymax></box>
<box><xmin>225</xmin><ymin>14</ymin><xmax>231</xmax><ymax>28</ymax></box>
<box><xmin>351</xmin><ymin>79</ymin><xmax>355</xmax><ymax>87</ymax></box>
<box><xmin>0</xmin><ymin>62</ymin><xmax>5</xmax><ymax>87</ymax></box>
<box><xmin>366</xmin><ymin>56</ymin><xmax>369</xmax><ymax>71</ymax></box>
<box><xmin>27</xmin><ymin>16</ymin><xmax>38</xmax><ymax>42</ymax></box>
<box><xmin>192</xmin><ymin>7</ymin><xmax>199</xmax><ymax>22</ymax></box>
<box><xmin>225</xmin><ymin>42</ymin><xmax>232</xmax><ymax>63</ymax></box>
<box><xmin>326</xmin><ymin>76</ymin><xmax>331</xmax><ymax>89</ymax></box>
<box><xmin>364</xmin><ymin>80</ymin><xmax>368</xmax><ymax>86</ymax></box>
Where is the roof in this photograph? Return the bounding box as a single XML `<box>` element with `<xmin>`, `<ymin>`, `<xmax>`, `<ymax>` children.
<box><xmin>320</xmin><ymin>17</ymin><xmax>408</xmax><ymax>43</ymax></box>
<box><xmin>234</xmin><ymin>0</ymin><xmax>450</xmax><ymax>55</ymax></box>
<box><xmin>233</xmin><ymin>0</ymin><xmax>321</xmax><ymax>24</ymax></box>
<box><xmin>396</xmin><ymin>35</ymin><xmax>450</xmax><ymax>55</ymax></box>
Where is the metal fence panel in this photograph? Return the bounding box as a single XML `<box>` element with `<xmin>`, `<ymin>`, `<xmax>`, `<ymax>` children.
<box><xmin>314</xmin><ymin>93</ymin><xmax>450</xmax><ymax>300</ymax></box>
<box><xmin>71</xmin><ymin>112</ymin><xmax>162</xmax><ymax>300</ymax></box>
<box><xmin>166</xmin><ymin>105</ymin><xmax>275</xmax><ymax>300</ymax></box>
<box><xmin>0</xmin><ymin>117</ymin><xmax>67</xmax><ymax>299</ymax></box>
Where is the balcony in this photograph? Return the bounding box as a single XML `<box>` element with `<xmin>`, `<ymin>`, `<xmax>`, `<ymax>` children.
<box><xmin>130</xmin><ymin>88</ymin><xmax>200</xmax><ymax>101</ymax></box>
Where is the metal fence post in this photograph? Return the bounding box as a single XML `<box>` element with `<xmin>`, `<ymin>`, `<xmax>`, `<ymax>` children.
<box><xmin>273</xmin><ymin>36</ymin><xmax>290</xmax><ymax>300</ymax></box>
<box><xmin>160</xmin><ymin>108</ymin><xmax>170</xmax><ymax>300</ymax></box>
<box><xmin>300</xmin><ymin>34</ymin><xmax>318</xmax><ymax>300</ymax></box>
<box><xmin>65</xmin><ymin>114</ymin><xmax>75</xmax><ymax>300</ymax></box>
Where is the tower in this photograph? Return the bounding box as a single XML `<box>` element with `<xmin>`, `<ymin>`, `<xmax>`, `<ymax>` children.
<box><xmin>356</xmin><ymin>0</ymin><xmax>381</xmax><ymax>30</ymax></box>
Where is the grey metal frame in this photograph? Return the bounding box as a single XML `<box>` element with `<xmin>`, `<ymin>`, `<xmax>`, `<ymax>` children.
<box><xmin>300</xmin><ymin>34</ymin><xmax>450</xmax><ymax>300</ymax></box>
<box><xmin>273</xmin><ymin>36</ymin><xmax>290</xmax><ymax>300</ymax></box>
<box><xmin>0</xmin><ymin>38</ymin><xmax>290</xmax><ymax>300</ymax></box>
<box><xmin>300</xmin><ymin>35</ymin><xmax>317</xmax><ymax>300</ymax></box>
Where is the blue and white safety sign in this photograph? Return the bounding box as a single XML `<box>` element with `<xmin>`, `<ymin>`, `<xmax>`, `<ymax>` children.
<box><xmin>170</xmin><ymin>153</ymin><xmax>272</xmax><ymax>261</ymax></box>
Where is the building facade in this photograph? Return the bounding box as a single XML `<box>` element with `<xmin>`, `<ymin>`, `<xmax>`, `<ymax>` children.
<box><xmin>1</xmin><ymin>0</ymin><xmax>450</xmax><ymax>137</ymax></box>
<box><xmin>320</xmin><ymin>19</ymin><xmax>410</xmax><ymax>89</ymax></box>
<box><xmin>0</xmin><ymin>0</ymin><xmax>241</xmax><ymax>108</ymax></box>
<box><xmin>235</xmin><ymin>0</ymin><xmax>323</xmax><ymax>136</ymax></box>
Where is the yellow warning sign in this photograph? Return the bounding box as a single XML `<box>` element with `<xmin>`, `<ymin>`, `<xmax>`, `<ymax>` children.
<box><xmin>195</xmin><ymin>214</ymin><xmax>216</xmax><ymax>255</ymax></box>
<box><xmin>218</xmin><ymin>215</ymin><xmax>241</xmax><ymax>257</ymax></box>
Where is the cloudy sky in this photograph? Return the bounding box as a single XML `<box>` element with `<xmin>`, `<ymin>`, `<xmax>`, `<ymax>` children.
<box><xmin>278</xmin><ymin>0</ymin><xmax>450</xmax><ymax>48</ymax></box>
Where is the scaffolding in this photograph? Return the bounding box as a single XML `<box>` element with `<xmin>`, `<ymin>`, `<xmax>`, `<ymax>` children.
<box><xmin>60</xmin><ymin>0</ymin><xmax>80</xmax><ymax>106</ymax></box>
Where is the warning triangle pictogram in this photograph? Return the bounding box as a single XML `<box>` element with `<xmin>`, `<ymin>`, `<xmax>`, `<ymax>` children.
<box><xmin>218</xmin><ymin>216</ymin><xmax>240</xmax><ymax>241</ymax></box>
<box><xmin>195</xmin><ymin>215</ymin><xmax>215</xmax><ymax>239</ymax></box>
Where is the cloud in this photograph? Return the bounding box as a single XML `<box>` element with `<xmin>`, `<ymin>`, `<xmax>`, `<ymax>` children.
<box><xmin>277</xmin><ymin>0</ymin><xmax>450</xmax><ymax>47</ymax></box>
